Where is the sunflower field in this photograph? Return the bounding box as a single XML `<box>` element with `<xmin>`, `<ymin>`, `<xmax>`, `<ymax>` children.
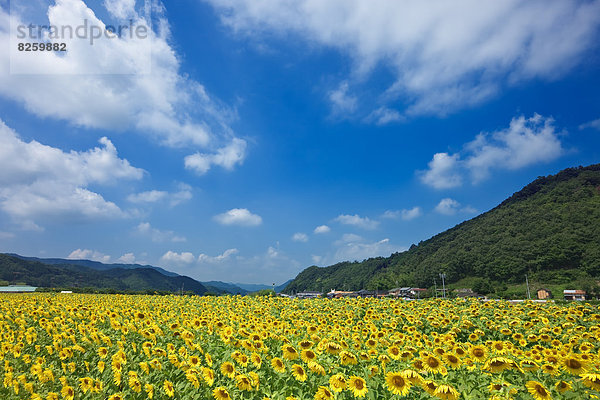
<box><xmin>1</xmin><ymin>294</ymin><xmax>600</xmax><ymax>400</ymax></box>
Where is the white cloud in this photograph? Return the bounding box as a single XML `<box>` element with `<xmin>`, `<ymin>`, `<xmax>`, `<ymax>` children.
<box><xmin>67</xmin><ymin>249</ymin><xmax>111</xmax><ymax>263</ymax></box>
<box><xmin>420</xmin><ymin>114</ymin><xmax>564</xmax><ymax>188</ymax></box>
<box><xmin>340</xmin><ymin>233</ymin><xmax>363</xmax><ymax>243</ymax></box>
<box><xmin>382</xmin><ymin>206</ymin><xmax>422</xmax><ymax>221</ymax></box>
<box><xmin>579</xmin><ymin>118</ymin><xmax>600</xmax><ymax>131</ymax></box>
<box><xmin>1</xmin><ymin>1</ymin><xmax>244</xmax><ymax>171</ymax></box>
<box><xmin>135</xmin><ymin>222</ymin><xmax>186</xmax><ymax>242</ymax></box>
<box><xmin>420</xmin><ymin>153</ymin><xmax>462</xmax><ymax>189</ymax></box>
<box><xmin>214</xmin><ymin>208</ymin><xmax>262</xmax><ymax>226</ymax></box>
<box><xmin>103</xmin><ymin>0</ymin><xmax>137</xmax><ymax>19</ymax></box>
<box><xmin>117</xmin><ymin>252</ymin><xmax>136</xmax><ymax>264</ymax></box>
<box><xmin>314</xmin><ymin>225</ymin><xmax>331</xmax><ymax>234</ymax></box>
<box><xmin>0</xmin><ymin>120</ymin><xmax>142</xmax><ymax>227</ymax></box>
<box><xmin>267</xmin><ymin>246</ymin><xmax>279</xmax><ymax>258</ymax></box>
<box><xmin>334</xmin><ymin>214</ymin><xmax>379</xmax><ymax>230</ymax></box>
<box><xmin>198</xmin><ymin>248</ymin><xmax>238</xmax><ymax>263</ymax></box>
<box><xmin>311</xmin><ymin>255</ymin><xmax>323</xmax><ymax>264</ymax></box>
<box><xmin>204</xmin><ymin>0</ymin><xmax>600</xmax><ymax>117</ymax></box>
<box><xmin>127</xmin><ymin>190</ymin><xmax>168</xmax><ymax>203</ymax></box>
<box><xmin>465</xmin><ymin>114</ymin><xmax>564</xmax><ymax>182</ymax></box>
<box><xmin>160</xmin><ymin>250</ymin><xmax>195</xmax><ymax>265</ymax></box>
<box><xmin>127</xmin><ymin>184</ymin><xmax>192</xmax><ymax>207</ymax></box>
<box><xmin>292</xmin><ymin>232</ymin><xmax>309</xmax><ymax>242</ymax></box>
<box><xmin>334</xmin><ymin>238</ymin><xmax>406</xmax><ymax>263</ymax></box>
<box><xmin>434</xmin><ymin>198</ymin><xmax>461</xmax><ymax>215</ymax></box>
<box><xmin>328</xmin><ymin>81</ymin><xmax>357</xmax><ymax>115</ymax></box>
<box><xmin>367</xmin><ymin>107</ymin><xmax>404</xmax><ymax>125</ymax></box>
<box><xmin>0</xmin><ymin>231</ymin><xmax>15</xmax><ymax>239</ymax></box>
<box><xmin>184</xmin><ymin>138</ymin><xmax>247</xmax><ymax>175</ymax></box>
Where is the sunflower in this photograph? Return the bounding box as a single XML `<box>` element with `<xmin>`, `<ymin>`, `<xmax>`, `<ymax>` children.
<box><xmin>541</xmin><ymin>363</ymin><xmax>560</xmax><ymax>376</ymax></box>
<box><xmin>213</xmin><ymin>386</ymin><xmax>232</xmax><ymax>400</ymax></box>
<box><xmin>144</xmin><ymin>383</ymin><xmax>154</xmax><ymax>399</ymax></box>
<box><xmin>484</xmin><ymin>357</ymin><xmax>512</xmax><ymax>373</ymax></box>
<box><xmin>562</xmin><ymin>355</ymin><xmax>588</xmax><ymax>374</ymax></box>
<box><xmin>525</xmin><ymin>381</ymin><xmax>552</xmax><ymax>400</ymax></box>
<box><xmin>444</xmin><ymin>353</ymin><xmax>461</xmax><ymax>368</ymax></box>
<box><xmin>314</xmin><ymin>386</ymin><xmax>334</xmax><ymax>400</ymax></box>
<box><xmin>282</xmin><ymin>345</ymin><xmax>299</xmax><ymax>360</ymax></box>
<box><xmin>469</xmin><ymin>345</ymin><xmax>487</xmax><ymax>362</ymax></box>
<box><xmin>434</xmin><ymin>384</ymin><xmax>460</xmax><ymax>400</ymax></box>
<box><xmin>329</xmin><ymin>374</ymin><xmax>347</xmax><ymax>393</ymax></box>
<box><xmin>422</xmin><ymin>355</ymin><xmax>446</xmax><ymax>374</ymax></box>
<box><xmin>555</xmin><ymin>380</ymin><xmax>571</xmax><ymax>393</ymax></box>
<box><xmin>581</xmin><ymin>373</ymin><xmax>600</xmax><ymax>391</ymax></box>
<box><xmin>107</xmin><ymin>395</ymin><xmax>124</xmax><ymax>400</ymax></box>
<box><xmin>385</xmin><ymin>371</ymin><xmax>411</xmax><ymax>396</ymax></box>
<box><xmin>308</xmin><ymin>361</ymin><xmax>326</xmax><ymax>375</ymax></box>
<box><xmin>163</xmin><ymin>380</ymin><xmax>175</xmax><ymax>398</ymax></box>
<box><xmin>291</xmin><ymin>364</ymin><xmax>307</xmax><ymax>382</ymax></box>
<box><xmin>220</xmin><ymin>362</ymin><xmax>236</xmax><ymax>378</ymax></box>
<box><xmin>271</xmin><ymin>357</ymin><xmax>286</xmax><ymax>373</ymax></box>
<box><xmin>60</xmin><ymin>385</ymin><xmax>74</xmax><ymax>400</ymax></box>
<box><xmin>236</xmin><ymin>374</ymin><xmax>253</xmax><ymax>391</ymax></box>
<box><xmin>301</xmin><ymin>349</ymin><xmax>317</xmax><ymax>363</ymax></box>
<box><xmin>348</xmin><ymin>376</ymin><xmax>368</xmax><ymax>398</ymax></box>
<box><xmin>422</xmin><ymin>380</ymin><xmax>438</xmax><ymax>396</ymax></box>
<box><xmin>202</xmin><ymin>367</ymin><xmax>215</xmax><ymax>386</ymax></box>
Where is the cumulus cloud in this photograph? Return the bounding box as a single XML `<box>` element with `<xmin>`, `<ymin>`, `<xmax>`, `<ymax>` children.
<box><xmin>366</xmin><ymin>107</ymin><xmax>404</xmax><ymax>125</ymax></box>
<box><xmin>1</xmin><ymin>1</ymin><xmax>244</xmax><ymax>173</ymax></box>
<box><xmin>334</xmin><ymin>214</ymin><xmax>379</xmax><ymax>230</ymax></box>
<box><xmin>328</xmin><ymin>81</ymin><xmax>357</xmax><ymax>115</ymax></box>
<box><xmin>334</xmin><ymin>238</ymin><xmax>406</xmax><ymax>263</ymax></box>
<box><xmin>0</xmin><ymin>120</ymin><xmax>142</xmax><ymax>227</ymax></box>
<box><xmin>292</xmin><ymin>232</ymin><xmax>308</xmax><ymax>242</ymax></box>
<box><xmin>184</xmin><ymin>138</ymin><xmax>247</xmax><ymax>175</ymax></box>
<box><xmin>381</xmin><ymin>207</ymin><xmax>422</xmax><ymax>221</ymax></box>
<box><xmin>117</xmin><ymin>252</ymin><xmax>136</xmax><ymax>263</ymax></box>
<box><xmin>135</xmin><ymin>222</ymin><xmax>186</xmax><ymax>242</ymax></box>
<box><xmin>160</xmin><ymin>250</ymin><xmax>195</xmax><ymax>265</ymax></box>
<box><xmin>420</xmin><ymin>153</ymin><xmax>463</xmax><ymax>189</ymax></box>
<box><xmin>67</xmin><ymin>249</ymin><xmax>111</xmax><ymax>263</ymax></box>
<box><xmin>420</xmin><ymin>114</ymin><xmax>564</xmax><ymax>188</ymax></box>
<box><xmin>203</xmin><ymin>0</ymin><xmax>600</xmax><ymax>117</ymax></box>
<box><xmin>214</xmin><ymin>208</ymin><xmax>262</xmax><ymax>226</ymax></box>
<box><xmin>313</xmin><ymin>225</ymin><xmax>331</xmax><ymax>234</ymax></box>
<box><xmin>198</xmin><ymin>248</ymin><xmax>238</xmax><ymax>263</ymax></box>
<box><xmin>311</xmin><ymin>255</ymin><xmax>323</xmax><ymax>264</ymax></box>
<box><xmin>579</xmin><ymin>118</ymin><xmax>600</xmax><ymax>131</ymax></box>
<box><xmin>434</xmin><ymin>198</ymin><xmax>461</xmax><ymax>215</ymax></box>
<box><xmin>127</xmin><ymin>184</ymin><xmax>192</xmax><ymax>207</ymax></box>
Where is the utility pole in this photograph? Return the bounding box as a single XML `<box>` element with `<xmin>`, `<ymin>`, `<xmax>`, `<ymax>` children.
<box><xmin>439</xmin><ymin>273</ymin><xmax>446</xmax><ymax>299</ymax></box>
<box><xmin>434</xmin><ymin>279</ymin><xmax>438</xmax><ymax>298</ymax></box>
<box><xmin>525</xmin><ymin>274</ymin><xmax>531</xmax><ymax>300</ymax></box>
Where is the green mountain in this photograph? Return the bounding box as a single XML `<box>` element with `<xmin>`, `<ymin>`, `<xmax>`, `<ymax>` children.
<box><xmin>0</xmin><ymin>254</ymin><xmax>208</xmax><ymax>295</ymax></box>
<box><xmin>7</xmin><ymin>254</ymin><xmax>179</xmax><ymax>277</ymax></box>
<box><xmin>285</xmin><ymin>164</ymin><xmax>600</xmax><ymax>294</ymax></box>
<box><xmin>5</xmin><ymin>254</ymin><xmax>250</xmax><ymax>295</ymax></box>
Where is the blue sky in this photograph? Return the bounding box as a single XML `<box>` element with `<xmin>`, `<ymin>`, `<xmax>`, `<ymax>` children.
<box><xmin>0</xmin><ymin>0</ymin><xmax>599</xmax><ymax>284</ymax></box>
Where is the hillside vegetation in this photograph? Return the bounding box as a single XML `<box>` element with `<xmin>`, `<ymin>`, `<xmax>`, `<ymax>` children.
<box><xmin>285</xmin><ymin>164</ymin><xmax>600</xmax><ymax>294</ymax></box>
<box><xmin>0</xmin><ymin>254</ymin><xmax>207</xmax><ymax>295</ymax></box>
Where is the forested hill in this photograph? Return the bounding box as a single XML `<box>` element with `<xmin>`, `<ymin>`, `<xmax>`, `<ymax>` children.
<box><xmin>285</xmin><ymin>164</ymin><xmax>600</xmax><ymax>293</ymax></box>
<box><xmin>0</xmin><ymin>254</ymin><xmax>208</xmax><ymax>295</ymax></box>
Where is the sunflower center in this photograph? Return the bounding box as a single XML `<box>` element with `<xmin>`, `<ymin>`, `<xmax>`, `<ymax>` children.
<box><xmin>392</xmin><ymin>376</ymin><xmax>405</xmax><ymax>387</ymax></box>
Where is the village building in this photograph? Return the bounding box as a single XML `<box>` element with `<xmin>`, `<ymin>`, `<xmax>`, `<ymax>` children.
<box><xmin>563</xmin><ymin>289</ymin><xmax>586</xmax><ymax>301</ymax></box>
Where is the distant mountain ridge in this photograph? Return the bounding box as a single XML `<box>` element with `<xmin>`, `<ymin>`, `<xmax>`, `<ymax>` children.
<box><xmin>285</xmin><ymin>164</ymin><xmax>600</xmax><ymax>293</ymax></box>
<box><xmin>2</xmin><ymin>254</ymin><xmax>291</xmax><ymax>294</ymax></box>
<box><xmin>7</xmin><ymin>254</ymin><xmax>179</xmax><ymax>277</ymax></box>
<box><xmin>0</xmin><ymin>254</ymin><xmax>208</xmax><ymax>295</ymax></box>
